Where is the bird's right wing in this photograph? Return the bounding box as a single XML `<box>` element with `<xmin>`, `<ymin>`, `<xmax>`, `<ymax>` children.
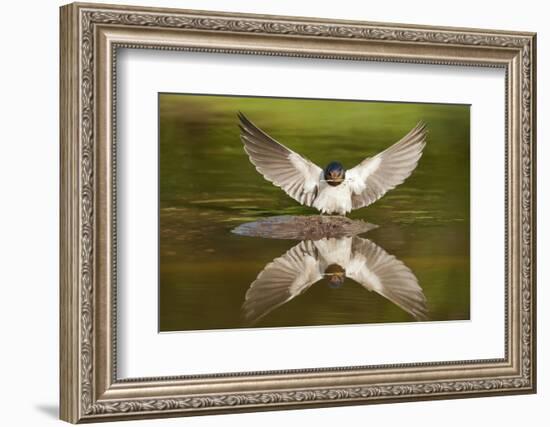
<box><xmin>346</xmin><ymin>237</ymin><xmax>428</xmax><ymax>321</ymax></box>
<box><xmin>242</xmin><ymin>240</ymin><xmax>323</xmax><ymax>325</ymax></box>
<box><xmin>346</xmin><ymin>122</ymin><xmax>427</xmax><ymax>209</ymax></box>
<box><xmin>238</xmin><ymin>112</ymin><xmax>323</xmax><ymax>207</ymax></box>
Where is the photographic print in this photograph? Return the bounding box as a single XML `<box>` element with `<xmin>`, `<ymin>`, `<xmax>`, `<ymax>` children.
<box><xmin>159</xmin><ymin>94</ymin><xmax>470</xmax><ymax>332</ymax></box>
<box><xmin>60</xmin><ymin>5</ymin><xmax>536</xmax><ymax>420</ymax></box>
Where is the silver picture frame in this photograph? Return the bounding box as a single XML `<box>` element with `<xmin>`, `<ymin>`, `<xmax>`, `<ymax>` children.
<box><xmin>60</xmin><ymin>2</ymin><xmax>536</xmax><ymax>422</ymax></box>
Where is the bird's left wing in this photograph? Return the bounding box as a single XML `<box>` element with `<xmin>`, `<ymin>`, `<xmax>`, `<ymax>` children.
<box><xmin>242</xmin><ymin>240</ymin><xmax>323</xmax><ymax>325</ymax></box>
<box><xmin>346</xmin><ymin>237</ymin><xmax>428</xmax><ymax>321</ymax></box>
<box><xmin>346</xmin><ymin>122</ymin><xmax>427</xmax><ymax>209</ymax></box>
<box><xmin>238</xmin><ymin>112</ymin><xmax>323</xmax><ymax>207</ymax></box>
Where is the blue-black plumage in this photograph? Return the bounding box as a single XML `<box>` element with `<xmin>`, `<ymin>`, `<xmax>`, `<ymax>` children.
<box><xmin>323</xmin><ymin>161</ymin><xmax>346</xmax><ymax>187</ymax></box>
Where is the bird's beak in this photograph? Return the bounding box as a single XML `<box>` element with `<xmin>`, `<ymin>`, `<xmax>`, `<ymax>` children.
<box><xmin>328</xmin><ymin>171</ymin><xmax>343</xmax><ymax>183</ymax></box>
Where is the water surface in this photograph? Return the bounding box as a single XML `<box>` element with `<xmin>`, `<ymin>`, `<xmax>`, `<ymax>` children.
<box><xmin>159</xmin><ymin>94</ymin><xmax>470</xmax><ymax>332</ymax></box>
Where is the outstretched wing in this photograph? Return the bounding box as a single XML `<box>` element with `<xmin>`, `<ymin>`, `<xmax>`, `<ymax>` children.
<box><xmin>346</xmin><ymin>237</ymin><xmax>428</xmax><ymax>321</ymax></box>
<box><xmin>242</xmin><ymin>240</ymin><xmax>323</xmax><ymax>325</ymax></box>
<box><xmin>346</xmin><ymin>122</ymin><xmax>427</xmax><ymax>209</ymax></box>
<box><xmin>238</xmin><ymin>112</ymin><xmax>323</xmax><ymax>207</ymax></box>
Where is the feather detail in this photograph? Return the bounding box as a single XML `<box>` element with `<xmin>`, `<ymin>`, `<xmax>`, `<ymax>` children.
<box><xmin>238</xmin><ymin>112</ymin><xmax>323</xmax><ymax>207</ymax></box>
<box><xmin>347</xmin><ymin>122</ymin><xmax>427</xmax><ymax>209</ymax></box>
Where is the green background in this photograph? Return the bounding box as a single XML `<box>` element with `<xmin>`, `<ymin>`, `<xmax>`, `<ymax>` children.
<box><xmin>159</xmin><ymin>94</ymin><xmax>470</xmax><ymax>332</ymax></box>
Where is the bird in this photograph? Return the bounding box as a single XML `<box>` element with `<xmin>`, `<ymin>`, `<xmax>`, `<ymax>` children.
<box><xmin>241</xmin><ymin>236</ymin><xmax>428</xmax><ymax>325</ymax></box>
<box><xmin>238</xmin><ymin>112</ymin><xmax>427</xmax><ymax>215</ymax></box>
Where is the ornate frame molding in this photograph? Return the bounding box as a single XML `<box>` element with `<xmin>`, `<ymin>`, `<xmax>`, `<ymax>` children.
<box><xmin>60</xmin><ymin>2</ymin><xmax>536</xmax><ymax>423</ymax></box>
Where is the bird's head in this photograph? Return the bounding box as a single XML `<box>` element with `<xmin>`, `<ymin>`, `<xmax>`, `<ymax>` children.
<box><xmin>324</xmin><ymin>161</ymin><xmax>346</xmax><ymax>186</ymax></box>
<box><xmin>324</xmin><ymin>263</ymin><xmax>346</xmax><ymax>289</ymax></box>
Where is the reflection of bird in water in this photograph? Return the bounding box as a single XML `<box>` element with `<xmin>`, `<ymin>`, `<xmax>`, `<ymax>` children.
<box><xmin>238</xmin><ymin>112</ymin><xmax>427</xmax><ymax>215</ymax></box>
<box><xmin>242</xmin><ymin>236</ymin><xmax>428</xmax><ymax>325</ymax></box>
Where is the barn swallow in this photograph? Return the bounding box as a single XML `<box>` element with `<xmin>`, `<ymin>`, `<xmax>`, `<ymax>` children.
<box><xmin>242</xmin><ymin>236</ymin><xmax>428</xmax><ymax>324</ymax></box>
<box><xmin>238</xmin><ymin>112</ymin><xmax>427</xmax><ymax>215</ymax></box>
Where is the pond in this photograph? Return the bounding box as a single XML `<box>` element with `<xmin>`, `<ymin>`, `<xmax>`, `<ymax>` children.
<box><xmin>158</xmin><ymin>94</ymin><xmax>470</xmax><ymax>332</ymax></box>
